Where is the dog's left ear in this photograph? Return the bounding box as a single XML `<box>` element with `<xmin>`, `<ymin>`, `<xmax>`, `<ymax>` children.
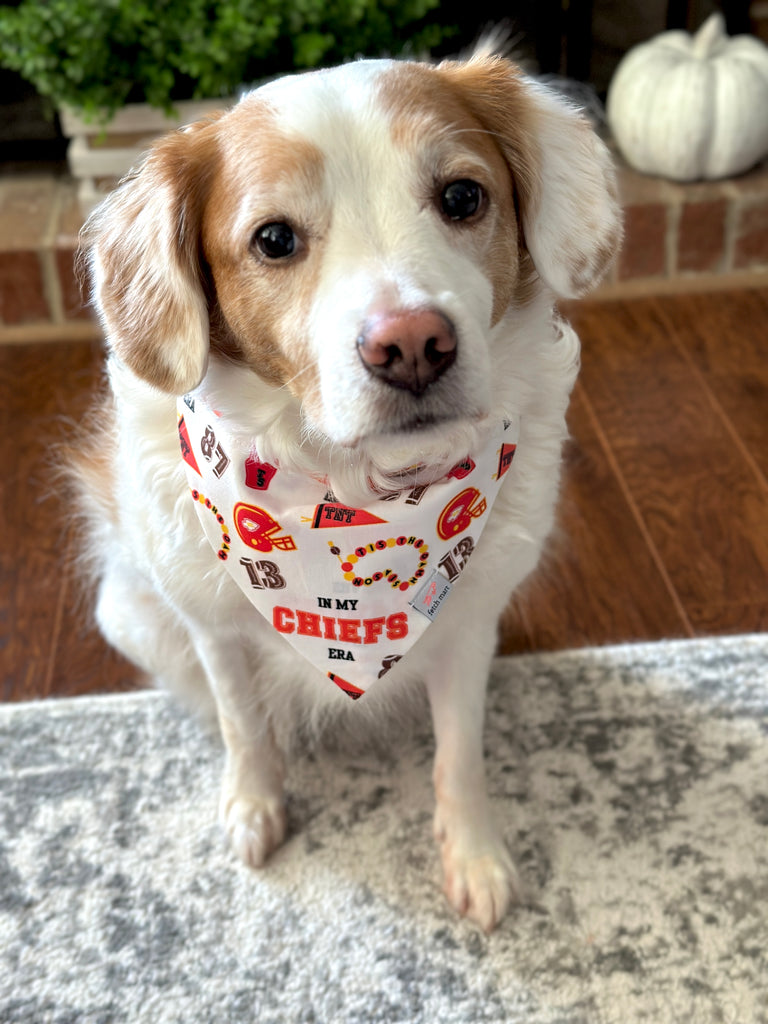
<box><xmin>437</xmin><ymin>55</ymin><xmax>622</xmax><ymax>299</ymax></box>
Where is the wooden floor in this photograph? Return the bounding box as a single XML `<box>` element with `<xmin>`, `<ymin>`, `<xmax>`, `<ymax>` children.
<box><xmin>2</xmin><ymin>288</ymin><xmax>768</xmax><ymax>701</ymax></box>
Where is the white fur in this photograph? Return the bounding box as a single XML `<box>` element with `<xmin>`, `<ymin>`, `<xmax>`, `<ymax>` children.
<box><xmin>77</xmin><ymin>54</ymin><xmax>620</xmax><ymax>933</ymax></box>
<box><xmin>519</xmin><ymin>77</ymin><xmax>621</xmax><ymax>297</ymax></box>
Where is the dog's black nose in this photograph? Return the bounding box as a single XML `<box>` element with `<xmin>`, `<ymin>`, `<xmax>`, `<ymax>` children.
<box><xmin>357</xmin><ymin>309</ymin><xmax>457</xmax><ymax>396</ymax></box>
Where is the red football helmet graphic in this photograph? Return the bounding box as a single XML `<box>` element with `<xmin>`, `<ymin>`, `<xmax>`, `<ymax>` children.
<box><xmin>436</xmin><ymin>488</ymin><xmax>487</xmax><ymax>540</ymax></box>
<box><xmin>233</xmin><ymin>502</ymin><xmax>297</xmax><ymax>553</ymax></box>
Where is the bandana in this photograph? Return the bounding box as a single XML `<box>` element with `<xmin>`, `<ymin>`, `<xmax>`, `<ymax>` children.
<box><xmin>178</xmin><ymin>393</ymin><xmax>518</xmax><ymax>700</ymax></box>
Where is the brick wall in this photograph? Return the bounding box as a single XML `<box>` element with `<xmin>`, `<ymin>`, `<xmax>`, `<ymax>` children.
<box><xmin>599</xmin><ymin>157</ymin><xmax>768</xmax><ymax>296</ymax></box>
<box><xmin>0</xmin><ymin>176</ymin><xmax>95</xmax><ymax>342</ymax></box>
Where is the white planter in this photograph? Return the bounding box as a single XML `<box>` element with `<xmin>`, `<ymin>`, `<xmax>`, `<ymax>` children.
<box><xmin>60</xmin><ymin>97</ymin><xmax>234</xmax><ymax>213</ymax></box>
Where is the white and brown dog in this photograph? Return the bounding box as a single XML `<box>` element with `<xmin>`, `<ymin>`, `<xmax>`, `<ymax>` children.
<box><xmin>73</xmin><ymin>49</ymin><xmax>621</xmax><ymax>932</ymax></box>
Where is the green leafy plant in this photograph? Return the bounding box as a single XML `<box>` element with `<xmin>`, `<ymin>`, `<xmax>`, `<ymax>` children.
<box><xmin>0</xmin><ymin>0</ymin><xmax>455</xmax><ymax>121</ymax></box>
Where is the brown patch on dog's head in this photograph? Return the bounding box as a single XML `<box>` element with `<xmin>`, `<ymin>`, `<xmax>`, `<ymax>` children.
<box><xmin>377</xmin><ymin>60</ymin><xmax>535</xmax><ymax>322</ymax></box>
<box><xmin>199</xmin><ymin>102</ymin><xmax>327</xmax><ymax>404</ymax></box>
<box><xmin>83</xmin><ymin>98</ymin><xmax>328</xmax><ymax>408</ymax></box>
<box><xmin>392</xmin><ymin>53</ymin><xmax>621</xmax><ymax>302</ymax></box>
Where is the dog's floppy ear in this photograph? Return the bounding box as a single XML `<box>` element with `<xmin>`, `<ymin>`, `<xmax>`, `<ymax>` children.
<box><xmin>438</xmin><ymin>54</ymin><xmax>622</xmax><ymax>299</ymax></box>
<box><xmin>82</xmin><ymin>118</ymin><xmax>221</xmax><ymax>394</ymax></box>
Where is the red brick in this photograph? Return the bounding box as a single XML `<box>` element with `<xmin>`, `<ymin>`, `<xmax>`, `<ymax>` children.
<box><xmin>0</xmin><ymin>251</ymin><xmax>50</xmax><ymax>324</ymax></box>
<box><xmin>734</xmin><ymin>200</ymin><xmax>768</xmax><ymax>269</ymax></box>
<box><xmin>618</xmin><ymin>204</ymin><xmax>668</xmax><ymax>280</ymax></box>
<box><xmin>677</xmin><ymin>199</ymin><xmax>727</xmax><ymax>273</ymax></box>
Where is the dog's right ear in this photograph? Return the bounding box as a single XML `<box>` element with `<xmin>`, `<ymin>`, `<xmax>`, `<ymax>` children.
<box><xmin>436</xmin><ymin>54</ymin><xmax>621</xmax><ymax>300</ymax></box>
<box><xmin>82</xmin><ymin>116</ymin><xmax>222</xmax><ymax>394</ymax></box>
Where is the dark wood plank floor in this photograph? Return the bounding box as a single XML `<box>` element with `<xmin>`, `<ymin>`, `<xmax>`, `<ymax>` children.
<box><xmin>0</xmin><ymin>339</ymin><xmax>139</xmax><ymax>700</ymax></box>
<box><xmin>3</xmin><ymin>288</ymin><xmax>768</xmax><ymax>701</ymax></box>
<box><xmin>501</xmin><ymin>288</ymin><xmax>768</xmax><ymax>650</ymax></box>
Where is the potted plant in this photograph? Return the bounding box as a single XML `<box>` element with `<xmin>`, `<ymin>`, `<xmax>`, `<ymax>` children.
<box><xmin>0</xmin><ymin>0</ymin><xmax>454</xmax><ymax>208</ymax></box>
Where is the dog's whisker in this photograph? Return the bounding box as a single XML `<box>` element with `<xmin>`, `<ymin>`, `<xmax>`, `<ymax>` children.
<box><xmin>277</xmin><ymin>362</ymin><xmax>316</xmax><ymax>391</ymax></box>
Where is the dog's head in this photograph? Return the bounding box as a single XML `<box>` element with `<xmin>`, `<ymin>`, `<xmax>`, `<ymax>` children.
<box><xmin>85</xmin><ymin>53</ymin><xmax>620</xmax><ymax>460</ymax></box>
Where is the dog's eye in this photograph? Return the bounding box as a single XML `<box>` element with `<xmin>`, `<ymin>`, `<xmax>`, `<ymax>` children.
<box><xmin>440</xmin><ymin>179</ymin><xmax>484</xmax><ymax>222</ymax></box>
<box><xmin>253</xmin><ymin>222</ymin><xmax>297</xmax><ymax>260</ymax></box>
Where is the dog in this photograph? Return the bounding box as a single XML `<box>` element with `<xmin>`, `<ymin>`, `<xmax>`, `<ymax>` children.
<box><xmin>72</xmin><ymin>48</ymin><xmax>621</xmax><ymax>932</ymax></box>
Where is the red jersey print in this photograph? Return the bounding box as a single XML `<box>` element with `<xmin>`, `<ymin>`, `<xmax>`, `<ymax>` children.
<box><xmin>245</xmin><ymin>456</ymin><xmax>278</xmax><ymax>491</ymax></box>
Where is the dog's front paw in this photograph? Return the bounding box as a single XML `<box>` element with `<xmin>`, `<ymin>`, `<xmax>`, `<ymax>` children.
<box><xmin>220</xmin><ymin>793</ymin><xmax>287</xmax><ymax>869</ymax></box>
<box><xmin>435</xmin><ymin>811</ymin><xmax>521</xmax><ymax>932</ymax></box>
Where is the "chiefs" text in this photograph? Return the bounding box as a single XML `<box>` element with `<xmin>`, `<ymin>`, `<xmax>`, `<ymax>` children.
<box><xmin>272</xmin><ymin>607</ymin><xmax>408</xmax><ymax>645</ymax></box>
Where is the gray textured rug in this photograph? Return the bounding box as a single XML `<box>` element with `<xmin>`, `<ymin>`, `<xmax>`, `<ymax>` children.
<box><xmin>2</xmin><ymin>636</ymin><xmax>768</xmax><ymax>1024</ymax></box>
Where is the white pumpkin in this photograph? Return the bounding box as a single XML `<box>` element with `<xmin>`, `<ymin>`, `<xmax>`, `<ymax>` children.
<box><xmin>606</xmin><ymin>13</ymin><xmax>768</xmax><ymax>181</ymax></box>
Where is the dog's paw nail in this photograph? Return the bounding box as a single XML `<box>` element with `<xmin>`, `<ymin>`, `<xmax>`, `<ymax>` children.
<box><xmin>221</xmin><ymin>796</ymin><xmax>287</xmax><ymax>868</ymax></box>
<box><xmin>441</xmin><ymin>845</ymin><xmax>520</xmax><ymax>932</ymax></box>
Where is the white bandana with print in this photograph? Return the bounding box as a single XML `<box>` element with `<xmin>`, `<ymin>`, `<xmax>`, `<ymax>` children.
<box><xmin>178</xmin><ymin>393</ymin><xmax>519</xmax><ymax>700</ymax></box>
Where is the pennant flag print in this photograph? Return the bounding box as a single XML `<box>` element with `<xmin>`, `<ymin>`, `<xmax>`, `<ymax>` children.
<box><xmin>178</xmin><ymin>417</ymin><xmax>201</xmax><ymax>476</ymax></box>
<box><xmin>328</xmin><ymin>672</ymin><xmax>366</xmax><ymax>699</ymax></box>
<box><xmin>309</xmin><ymin>503</ymin><xmax>388</xmax><ymax>529</ymax></box>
